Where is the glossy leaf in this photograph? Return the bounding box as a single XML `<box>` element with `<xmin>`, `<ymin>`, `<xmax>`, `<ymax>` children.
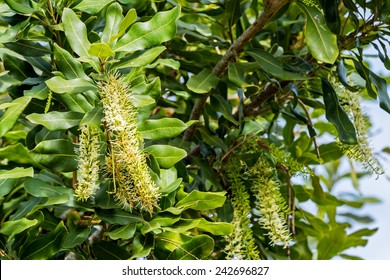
<box><xmin>369</xmin><ymin>71</ymin><xmax>390</xmax><ymax>114</ymax></box>
<box><xmin>115</xmin><ymin>8</ymin><xmax>137</xmax><ymax>40</ymax></box>
<box><xmin>186</xmin><ymin>68</ymin><xmax>220</xmax><ymax>94</ymax></box>
<box><xmin>62</xmin><ymin>8</ymin><xmax>91</xmax><ymax>57</ymax></box>
<box><xmin>113</xmin><ymin>46</ymin><xmax>166</xmax><ymax>69</ymax></box>
<box><xmin>105</xmin><ymin>224</ymin><xmax>137</xmax><ymax>240</ymax></box>
<box><xmin>210</xmin><ymin>94</ymin><xmax>239</xmax><ymax>125</ymax></box>
<box><xmin>0</xmin><ymin>96</ymin><xmax>32</xmax><ymax>137</ymax></box>
<box><xmin>144</xmin><ymin>145</ymin><xmax>187</xmax><ymax>169</ymax></box>
<box><xmin>88</xmin><ymin>43</ymin><xmax>115</xmax><ymax>58</ymax></box>
<box><xmin>0</xmin><ymin>167</ymin><xmax>33</xmax><ymax>180</ymax></box>
<box><xmin>74</xmin><ymin>0</ymin><xmax>114</xmax><ymax>14</ymax></box>
<box><xmin>102</xmin><ymin>2</ymin><xmax>123</xmax><ymax>44</ymax></box>
<box><xmin>80</xmin><ymin>106</ymin><xmax>104</xmax><ymax>127</ymax></box>
<box><xmin>167</xmin><ymin>235</ymin><xmax>214</xmax><ymax>260</ymax></box>
<box><xmin>0</xmin><ymin>218</ymin><xmax>38</xmax><ymax>236</ymax></box>
<box><xmin>53</xmin><ymin>44</ymin><xmax>90</xmax><ymax>80</ymax></box>
<box><xmin>27</xmin><ymin>111</ymin><xmax>84</xmax><ymax>130</ymax></box>
<box><xmin>4</xmin><ymin>0</ymin><xmax>36</xmax><ymax>14</ymax></box>
<box><xmin>298</xmin><ymin>2</ymin><xmax>339</xmax><ymax>64</ymax></box>
<box><xmin>45</xmin><ymin>76</ymin><xmax>96</xmax><ymax>94</ymax></box>
<box><xmin>247</xmin><ymin>50</ymin><xmax>307</xmax><ymax>80</ymax></box>
<box><xmin>139</xmin><ymin>118</ymin><xmax>188</xmax><ymax>139</ymax></box>
<box><xmin>175</xmin><ymin>190</ymin><xmax>226</xmax><ymax>211</ymax></box>
<box><xmin>321</xmin><ymin>78</ymin><xmax>357</xmax><ymax>144</ymax></box>
<box><xmin>113</xmin><ymin>6</ymin><xmax>181</xmax><ymax>53</ymax></box>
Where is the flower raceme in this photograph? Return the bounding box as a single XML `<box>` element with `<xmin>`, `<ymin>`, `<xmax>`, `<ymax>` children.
<box><xmin>75</xmin><ymin>125</ymin><xmax>100</xmax><ymax>202</ymax></box>
<box><xmin>100</xmin><ymin>73</ymin><xmax>160</xmax><ymax>214</ymax></box>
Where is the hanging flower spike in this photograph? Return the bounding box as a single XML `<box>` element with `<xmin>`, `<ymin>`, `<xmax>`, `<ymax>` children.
<box><xmin>250</xmin><ymin>157</ymin><xmax>292</xmax><ymax>248</ymax></box>
<box><xmin>224</xmin><ymin>160</ymin><xmax>260</xmax><ymax>260</ymax></box>
<box><xmin>100</xmin><ymin>73</ymin><xmax>160</xmax><ymax>214</ymax></box>
<box><xmin>75</xmin><ymin>125</ymin><xmax>101</xmax><ymax>201</ymax></box>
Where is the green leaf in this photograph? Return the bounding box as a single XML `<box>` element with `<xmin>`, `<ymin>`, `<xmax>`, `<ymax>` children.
<box><xmin>93</xmin><ymin>240</ymin><xmax>131</xmax><ymax>260</ymax></box>
<box><xmin>29</xmin><ymin>139</ymin><xmax>78</xmax><ymax>172</ymax></box>
<box><xmin>298</xmin><ymin>2</ymin><xmax>339</xmax><ymax>64</ymax></box>
<box><xmin>198</xmin><ymin>127</ymin><xmax>228</xmax><ymax>152</ymax></box>
<box><xmin>57</xmin><ymin>92</ymin><xmax>94</xmax><ymax>113</ymax></box>
<box><xmin>113</xmin><ymin>6</ymin><xmax>181</xmax><ymax>53</ymax></box>
<box><xmin>10</xmin><ymin>197</ymin><xmax>42</xmax><ymax>221</ymax></box>
<box><xmin>4</xmin><ymin>0</ymin><xmax>36</xmax><ymax>14</ymax></box>
<box><xmin>21</xmin><ymin>221</ymin><xmax>67</xmax><ymax>260</ymax></box>
<box><xmin>88</xmin><ymin>43</ymin><xmax>115</xmax><ymax>58</ymax></box>
<box><xmin>27</xmin><ymin>111</ymin><xmax>84</xmax><ymax>130</ymax></box>
<box><xmin>2</xmin><ymin>53</ymin><xmax>34</xmax><ymax>82</ymax></box>
<box><xmin>24</xmin><ymin>178</ymin><xmax>72</xmax><ymax>198</ymax></box>
<box><xmin>53</xmin><ymin>43</ymin><xmax>90</xmax><ymax>80</ymax></box>
<box><xmin>113</xmin><ymin>46</ymin><xmax>166</xmax><ymax>69</ymax></box>
<box><xmin>0</xmin><ymin>143</ymin><xmax>37</xmax><ymax>166</ymax></box>
<box><xmin>369</xmin><ymin>71</ymin><xmax>390</xmax><ymax>114</ymax></box>
<box><xmin>0</xmin><ymin>96</ymin><xmax>32</xmax><ymax>137</ymax></box>
<box><xmin>225</xmin><ymin>0</ymin><xmax>242</xmax><ymax>28</ymax></box>
<box><xmin>62</xmin><ymin>8</ymin><xmax>91</xmax><ymax>57</ymax></box>
<box><xmin>102</xmin><ymin>2</ymin><xmax>123</xmax><ymax>44</ymax></box>
<box><xmin>0</xmin><ymin>218</ymin><xmax>38</xmax><ymax>236</ymax></box>
<box><xmin>63</xmin><ymin>227</ymin><xmax>92</xmax><ymax>249</ymax></box>
<box><xmin>80</xmin><ymin>106</ymin><xmax>104</xmax><ymax>127</ymax></box>
<box><xmin>321</xmin><ymin>78</ymin><xmax>357</xmax><ymax>144</ymax></box>
<box><xmin>115</xmin><ymin>8</ymin><xmax>137</xmax><ymax>39</ymax></box>
<box><xmin>74</xmin><ymin>0</ymin><xmax>114</xmax><ymax>14</ymax></box>
<box><xmin>45</xmin><ymin>76</ymin><xmax>96</xmax><ymax>94</ymax></box>
<box><xmin>4</xmin><ymin>40</ymin><xmax>50</xmax><ymax>57</ymax></box>
<box><xmin>210</xmin><ymin>94</ymin><xmax>239</xmax><ymax>125</ymax></box>
<box><xmin>96</xmin><ymin>208</ymin><xmax>143</xmax><ymax>225</ymax></box>
<box><xmin>139</xmin><ymin>118</ymin><xmax>188</xmax><ymax>140</ymax></box>
<box><xmin>0</xmin><ymin>167</ymin><xmax>33</xmax><ymax>180</ymax></box>
<box><xmin>247</xmin><ymin>50</ymin><xmax>307</xmax><ymax>80</ymax></box>
<box><xmin>167</xmin><ymin>235</ymin><xmax>214</xmax><ymax>260</ymax></box>
<box><xmin>105</xmin><ymin>224</ymin><xmax>137</xmax><ymax>240</ymax></box>
<box><xmin>186</xmin><ymin>68</ymin><xmax>220</xmax><ymax>94</ymax></box>
<box><xmin>175</xmin><ymin>190</ymin><xmax>226</xmax><ymax>211</ymax></box>
<box><xmin>0</xmin><ymin>179</ymin><xmax>17</xmax><ymax>197</ymax></box>
<box><xmin>144</xmin><ymin>145</ymin><xmax>187</xmax><ymax>169</ymax></box>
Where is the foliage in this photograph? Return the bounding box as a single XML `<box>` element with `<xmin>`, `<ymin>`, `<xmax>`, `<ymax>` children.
<box><xmin>0</xmin><ymin>0</ymin><xmax>389</xmax><ymax>260</ymax></box>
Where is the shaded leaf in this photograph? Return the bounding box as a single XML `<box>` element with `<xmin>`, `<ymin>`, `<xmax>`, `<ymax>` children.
<box><xmin>321</xmin><ymin>78</ymin><xmax>357</xmax><ymax>144</ymax></box>
<box><xmin>63</xmin><ymin>227</ymin><xmax>92</xmax><ymax>249</ymax></box>
<box><xmin>167</xmin><ymin>235</ymin><xmax>214</xmax><ymax>260</ymax></box>
<box><xmin>96</xmin><ymin>208</ymin><xmax>143</xmax><ymax>225</ymax></box>
<box><xmin>53</xmin><ymin>43</ymin><xmax>90</xmax><ymax>80</ymax></box>
<box><xmin>4</xmin><ymin>40</ymin><xmax>50</xmax><ymax>57</ymax></box>
<box><xmin>4</xmin><ymin>0</ymin><xmax>36</xmax><ymax>14</ymax></box>
<box><xmin>24</xmin><ymin>178</ymin><xmax>72</xmax><ymax>198</ymax></box>
<box><xmin>21</xmin><ymin>221</ymin><xmax>67</xmax><ymax>260</ymax></box>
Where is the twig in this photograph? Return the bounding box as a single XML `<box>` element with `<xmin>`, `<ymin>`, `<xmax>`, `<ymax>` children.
<box><xmin>183</xmin><ymin>0</ymin><xmax>292</xmax><ymax>141</ymax></box>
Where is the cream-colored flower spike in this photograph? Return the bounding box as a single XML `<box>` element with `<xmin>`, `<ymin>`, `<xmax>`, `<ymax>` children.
<box><xmin>100</xmin><ymin>73</ymin><xmax>160</xmax><ymax>214</ymax></box>
<box><xmin>75</xmin><ymin>125</ymin><xmax>100</xmax><ymax>201</ymax></box>
<box><xmin>250</xmin><ymin>157</ymin><xmax>292</xmax><ymax>248</ymax></box>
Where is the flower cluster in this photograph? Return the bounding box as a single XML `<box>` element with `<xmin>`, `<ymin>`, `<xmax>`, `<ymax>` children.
<box><xmin>224</xmin><ymin>160</ymin><xmax>260</xmax><ymax>260</ymax></box>
<box><xmin>336</xmin><ymin>83</ymin><xmax>383</xmax><ymax>176</ymax></box>
<box><xmin>75</xmin><ymin>125</ymin><xmax>100</xmax><ymax>201</ymax></box>
<box><xmin>249</xmin><ymin>157</ymin><xmax>292</xmax><ymax>248</ymax></box>
<box><xmin>100</xmin><ymin>73</ymin><xmax>160</xmax><ymax>214</ymax></box>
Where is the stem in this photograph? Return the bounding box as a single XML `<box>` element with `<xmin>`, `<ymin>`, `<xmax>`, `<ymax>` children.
<box><xmin>183</xmin><ymin>0</ymin><xmax>292</xmax><ymax>141</ymax></box>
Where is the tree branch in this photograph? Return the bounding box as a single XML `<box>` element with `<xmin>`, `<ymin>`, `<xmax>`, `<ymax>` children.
<box><xmin>183</xmin><ymin>0</ymin><xmax>292</xmax><ymax>141</ymax></box>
